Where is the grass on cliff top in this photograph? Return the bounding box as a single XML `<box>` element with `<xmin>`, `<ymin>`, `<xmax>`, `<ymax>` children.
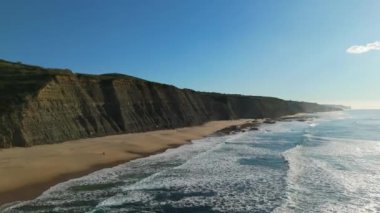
<box><xmin>76</xmin><ymin>72</ymin><xmax>175</xmax><ymax>90</ymax></box>
<box><xmin>0</xmin><ymin>60</ymin><xmax>72</xmax><ymax>113</ymax></box>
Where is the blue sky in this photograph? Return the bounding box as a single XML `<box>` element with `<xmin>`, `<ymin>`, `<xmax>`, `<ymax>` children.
<box><xmin>1</xmin><ymin>0</ymin><xmax>379</xmax><ymax>108</ymax></box>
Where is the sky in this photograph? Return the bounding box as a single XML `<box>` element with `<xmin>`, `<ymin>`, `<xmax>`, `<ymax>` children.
<box><xmin>1</xmin><ymin>0</ymin><xmax>379</xmax><ymax>108</ymax></box>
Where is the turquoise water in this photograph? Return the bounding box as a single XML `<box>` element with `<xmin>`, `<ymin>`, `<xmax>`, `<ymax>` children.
<box><xmin>3</xmin><ymin>110</ymin><xmax>380</xmax><ymax>212</ymax></box>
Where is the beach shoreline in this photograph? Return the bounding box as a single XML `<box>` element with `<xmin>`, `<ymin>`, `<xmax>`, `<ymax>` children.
<box><xmin>0</xmin><ymin>119</ymin><xmax>252</xmax><ymax>206</ymax></box>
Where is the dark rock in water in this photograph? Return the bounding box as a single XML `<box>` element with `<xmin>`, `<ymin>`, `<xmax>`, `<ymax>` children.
<box><xmin>0</xmin><ymin>59</ymin><xmax>342</xmax><ymax>148</ymax></box>
<box><xmin>263</xmin><ymin>119</ymin><xmax>276</xmax><ymax>124</ymax></box>
<box><xmin>215</xmin><ymin>125</ymin><xmax>240</xmax><ymax>135</ymax></box>
<box><xmin>215</xmin><ymin>121</ymin><xmax>263</xmax><ymax>135</ymax></box>
<box><xmin>279</xmin><ymin>115</ymin><xmax>315</xmax><ymax>122</ymax></box>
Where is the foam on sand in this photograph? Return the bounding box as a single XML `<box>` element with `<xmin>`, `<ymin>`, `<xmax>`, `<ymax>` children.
<box><xmin>5</xmin><ymin>110</ymin><xmax>378</xmax><ymax>213</ymax></box>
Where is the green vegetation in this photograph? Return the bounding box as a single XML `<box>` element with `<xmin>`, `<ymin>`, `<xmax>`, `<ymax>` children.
<box><xmin>0</xmin><ymin>60</ymin><xmax>71</xmax><ymax>113</ymax></box>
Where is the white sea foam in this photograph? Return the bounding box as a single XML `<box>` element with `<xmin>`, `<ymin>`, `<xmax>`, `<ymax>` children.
<box><xmin>275</xmin><ymin>132</ymin><xmax>380</xmax><ymax>212</ymax></box>
<box><xmin>93</xmin><ymin>119</ymin><xmax>309</xmax><ymax>212</ymax></box>
<box><xmin>95</xmin><ymin>130</ymin><xmax>288</xmax><ymax>212</ymax></box>
<box><xmin>5</xmin><ymin>110</ymin><xmax>379</xmax><ymax>213</ymax></box>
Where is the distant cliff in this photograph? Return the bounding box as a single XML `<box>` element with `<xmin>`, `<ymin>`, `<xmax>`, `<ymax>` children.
<box><xmin>0</xmin><ymin>59</ymin><xmax>340</xmax><ymax>148</ymax></box>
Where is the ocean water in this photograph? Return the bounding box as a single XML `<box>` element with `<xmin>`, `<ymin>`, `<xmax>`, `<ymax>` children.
<box><xmin>2</xmin><ymin>110</ymin><xmax>380</xmax><ymax>213</ymax></box>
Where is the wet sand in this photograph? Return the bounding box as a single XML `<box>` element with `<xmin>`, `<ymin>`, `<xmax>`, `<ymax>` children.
<box><xmin>0</xmin><ymin>119</ymin><xmax>252</xmax><ymax>205</ymax></box>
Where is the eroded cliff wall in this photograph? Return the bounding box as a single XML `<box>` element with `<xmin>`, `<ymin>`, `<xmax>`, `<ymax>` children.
<box><xmin>0</xmin><ymin>60</ymin><xmax>339</xmax><ymax>148</ymax></box>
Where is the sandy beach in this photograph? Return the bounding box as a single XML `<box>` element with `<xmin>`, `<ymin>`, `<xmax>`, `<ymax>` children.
<box><xmin>0</xmin><ymin>119</ymin><xmax>252</xmax><ymax>205</ymax></box>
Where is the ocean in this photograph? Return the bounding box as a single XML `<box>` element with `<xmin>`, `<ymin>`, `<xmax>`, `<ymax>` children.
<box><xmin>2</xmin><ymin>110</ymin><xmax>380</xmax><ymax>212</ymax></box>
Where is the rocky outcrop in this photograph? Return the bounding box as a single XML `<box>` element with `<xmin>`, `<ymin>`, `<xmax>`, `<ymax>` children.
<box><xmin>0</xmin><ymin>59</ymin><xmax>340</xmax><ymax>148</ymax></box>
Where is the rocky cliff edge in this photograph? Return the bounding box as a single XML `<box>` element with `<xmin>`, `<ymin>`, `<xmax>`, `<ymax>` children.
<box><xmin>0</xmin><ymin>59</ymin><xmax>341</xmax><ymax>148</ymax></box>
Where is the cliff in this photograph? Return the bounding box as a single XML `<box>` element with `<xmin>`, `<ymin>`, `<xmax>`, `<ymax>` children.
<box><xmin>0</xmin><ymin>59</ymin><xmax>340</xmax><ymax>148</ymax></box>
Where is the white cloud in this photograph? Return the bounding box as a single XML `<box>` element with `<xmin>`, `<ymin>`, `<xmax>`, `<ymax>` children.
<box><xmin>346</xmin><ymin>41</ymin><xmax>380</xmax><ymax>54</ymax></box>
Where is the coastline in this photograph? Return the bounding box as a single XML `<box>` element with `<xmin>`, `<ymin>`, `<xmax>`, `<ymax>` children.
<box><xmin>0</xmin><ymin>119</ymin><xmax>252</xmax><ymax>205</ymax></box>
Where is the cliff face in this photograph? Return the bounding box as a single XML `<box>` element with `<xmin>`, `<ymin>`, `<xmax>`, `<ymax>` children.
<box><xmin>0</xmin><ymin>60</ymin><xmax>340</xmax><ymax>148</ymax></box>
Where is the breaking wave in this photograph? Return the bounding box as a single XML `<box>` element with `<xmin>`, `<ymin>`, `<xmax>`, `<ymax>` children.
<box><xmin>3</xmin><ymin>110</ymin><xmax>380</xmax><ymax>213</ymax></box>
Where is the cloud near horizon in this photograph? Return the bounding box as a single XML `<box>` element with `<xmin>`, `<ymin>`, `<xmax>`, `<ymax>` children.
<box><xmin>346</xmin><ymin>41</ymin><xmax>380</xmax><ymax>54</ymax></box>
